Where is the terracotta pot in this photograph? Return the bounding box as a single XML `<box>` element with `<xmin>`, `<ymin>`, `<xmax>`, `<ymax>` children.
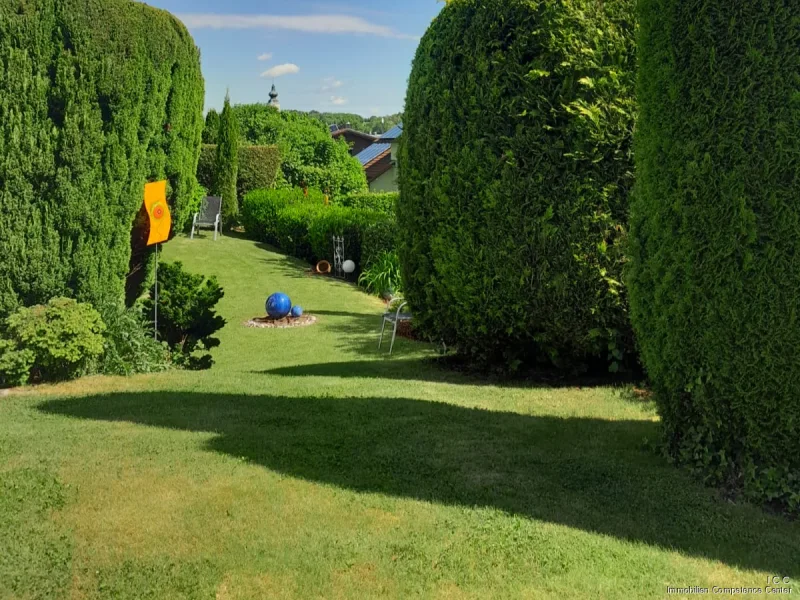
<box><xmin>315</xmin><ymin>260</ymin><xmax>332</xmax><ymax>275</ymax></box>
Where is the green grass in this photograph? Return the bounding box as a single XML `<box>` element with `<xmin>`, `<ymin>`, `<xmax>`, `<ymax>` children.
<box><xmin>1</xmin><ymin>233</ymin><xmax>798</xmax><ymax>599</ymax></box>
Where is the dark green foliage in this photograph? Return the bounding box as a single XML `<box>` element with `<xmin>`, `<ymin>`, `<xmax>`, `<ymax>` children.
<box><xmin>200</xmin><ymin>144</ymin><xmax>281</xmax><ymax>200</ymax></box>
<box><xmin>215</xmin><ymin>93</ymin><xmax>239</xmax><ymax>227</ymax></box>
<box><xmin>241</xmin><ymin>187</ymin><xmax>325</xmax><ymax>244</ymax></box>
<box><xmin>361</xmin><ymin>218</ymin><xmax>397</xmax><ymax>267</ymax></box>
<box><xmin>399</xmin><ymin>0</ymin><xmax>636</xmax><ymax>371</ymax></box>
<box><xmin>203</xmin><ymin>109</ymin><xmax>220</xmax><ymax>144</ymax></box>
<box><xmin>144</xmin><ymin>262</ymin><xmax>225</xmax><ymax>370</ymax></box>
<box><xmin>2</xmin><ymin>298</ymin><xmax>105</xmax><ymax>384</ymax></box>
<box><xmin>0</xmin><ymin>0</ymin><xmax>204</xmax><ymax>318</ymax></box>
<box><xmin>307</xmin><ymin>206</ymin><xmax>387</xmax><ymax>269</ymax></box>
<box><xmin>98</xmin><ymin>304</ymin><xmax>171</xmax><ymax>376</ymax></box>
<box><xmin>338</xmin><ymin>192</ymin><xmax>398</xmax><ymax>215</ymax></box>
<box><xmin>630</xmin><ymin>0</ymin><xmax>800</xmax><ymax>514</ymax></box>
<box><xmin>197</xmin><ymin>145</ymin><xmax>217</xmax><ymax>191</ymax></box>
<box><xmin>237</xmin><ymin>146</ymin><xmax>281</xmax><ymax>200</ymax></box>
<box><xmin>358</xmin><ymin>251</ymin><xmax>403</xmax><ymax>297</ymax></box>
<box><xmin>233</xmin><ymin>104</ymin><xmax>367</xmax><ymax>198</ymax></box>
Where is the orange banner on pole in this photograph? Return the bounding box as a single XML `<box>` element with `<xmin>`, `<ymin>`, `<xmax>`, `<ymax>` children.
<box><xmin>144</xmin><ymin>180</ymin><xmax>171</xmax><ymax>246</ymax></box>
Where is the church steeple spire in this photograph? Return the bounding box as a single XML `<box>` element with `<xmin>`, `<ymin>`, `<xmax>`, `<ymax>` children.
<box><xmin>268</xmin><ymin>83</ymin><xmax>280</xmax><ymax>111</ymax></box>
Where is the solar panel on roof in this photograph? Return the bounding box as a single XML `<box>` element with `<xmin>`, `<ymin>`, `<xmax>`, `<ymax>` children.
<box><xmin>379</xmin><ymin>123</ymin><xmax>403</xmax><ymax>141</ymax></box>
<box><xmin>355</xmin><ymin>143</ymin><xmax>391</xmax><ymax>166</ymax></box>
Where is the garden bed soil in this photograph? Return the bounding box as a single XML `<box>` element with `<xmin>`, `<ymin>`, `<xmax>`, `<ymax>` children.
<box><xmin>245</xmin><ymin>315</ymin><xmax>318</xmax><ymax>329</ymax></box>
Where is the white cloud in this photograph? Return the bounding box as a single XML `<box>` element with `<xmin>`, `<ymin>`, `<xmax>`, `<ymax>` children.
<box><xmin>261</xmin><ymin>63</ymin><xmax>300</xmax><ymax>78</ymax></box>
<box><xmin>321</xmin><ymin>77</ymin><xmax>343</xmax><ymax>92</ymax></box>
<box><xmin>257</xmin><ymin>53</ymin><xmax>273</xmax><ymax>61</ymax></box>
<box><xmin>330</xmin><ymin>96</ymin><xmax>348</xmax><ymax>106</ymax></box>
<box><xmin>177</xmin><ymin>13</ymin><xmax>418</xmax><ymax>40</ymax></box>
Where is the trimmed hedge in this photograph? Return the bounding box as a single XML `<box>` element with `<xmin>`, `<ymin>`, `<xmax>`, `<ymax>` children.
<box><xmin>630</xmin><ymin>0</ymin><xmax>800</xmax><ymax>513</ymax></box>
<box><xmin>338</xmin><ymin>192</ymin><xmax>398</xmax><ymax>216</ymax></box>
<box><xmin>399</xmin><ymin>0</ymin><xmax>636</xmax><ymax>371</ymax></box>
<box><xmin>0</xmin><ymin>0</ymin><xmax>204</xmax><ymax>317</ymax></box>
<box><xmin>198</xmin><ymin>144</ymin><xmax>281</xmax><ymax>201</ymax></box>
<box><xmin>241</xmin><ymin>188</ymin><xmax>392</xmax><ymax>270</ymax></box>
<box><xmin>241</xmin><ymin>188</ymin><xmax>325</xmax><ymax>245</ymax></box>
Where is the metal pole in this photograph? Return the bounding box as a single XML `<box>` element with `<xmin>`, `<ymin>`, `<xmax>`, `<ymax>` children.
<box><xmin>154</xmin><ymin>244</ymin><xmax>158</xmax><ymax>340</ymax></box>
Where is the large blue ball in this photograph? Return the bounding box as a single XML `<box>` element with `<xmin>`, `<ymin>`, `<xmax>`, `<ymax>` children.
<box><xmin>266</xmin><ymin>292</ymin><xmax>292</xmax><ymax>319</ymax></box>
<box><xmin>291</xmin><ymin>305</ymin><xmax>304</xmax><ymax>318</ymax></box>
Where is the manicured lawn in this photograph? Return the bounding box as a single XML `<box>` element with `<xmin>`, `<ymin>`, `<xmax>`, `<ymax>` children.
<box><xmin>1</xmin><ymin>234</ymin><xmax>798</xmax><ymax>599</ymax></box>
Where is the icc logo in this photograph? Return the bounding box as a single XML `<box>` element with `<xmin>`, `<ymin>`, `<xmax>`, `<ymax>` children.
<box><xmin>767</xmin><ymin>576</ymin><xmax>791</xmax><ymax>585</ymax></box>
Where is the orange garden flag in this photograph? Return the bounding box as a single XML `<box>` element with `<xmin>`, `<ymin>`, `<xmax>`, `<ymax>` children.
<box><xmin>144</xmin><ymin>180</ymin><xmax>171</xmax><ymax>246</ymax></box>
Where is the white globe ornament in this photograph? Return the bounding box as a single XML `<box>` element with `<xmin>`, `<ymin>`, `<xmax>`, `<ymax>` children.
<box><xmin>343</xmin><ymin>260</ymin><xmax>356</xmax><ymax>274</ymax></box>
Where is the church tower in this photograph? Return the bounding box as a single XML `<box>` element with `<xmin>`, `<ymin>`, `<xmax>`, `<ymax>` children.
<box><xmin>268</xmin><ymin>83</ymin><xmax>280</xmax><ymax>111</ymax></box>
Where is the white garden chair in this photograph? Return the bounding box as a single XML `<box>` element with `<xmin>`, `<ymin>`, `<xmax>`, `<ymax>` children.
<box><xmin>378</xmin><ymin>301</ymin><xmax>412</xmax><ymax>355</ymax></box>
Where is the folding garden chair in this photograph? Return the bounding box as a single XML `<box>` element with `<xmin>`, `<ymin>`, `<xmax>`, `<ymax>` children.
<box><xmin>378</xmin><ymin>301</ymin><xmax>412</xmax><ymax>355</ymax></box>
<box><xmin>190</xmin><ymin>196</ymin><xmax>222</xmax><ymax>240</ymax></box>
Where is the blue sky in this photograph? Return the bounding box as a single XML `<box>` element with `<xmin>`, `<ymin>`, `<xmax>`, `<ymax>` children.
<box><xmin>145</xmin><ymin>0</ymin><xmax>443</xmax><ymax>116</ymax></box>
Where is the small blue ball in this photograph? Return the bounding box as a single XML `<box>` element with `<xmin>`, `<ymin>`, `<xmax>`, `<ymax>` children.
<box><xmin>291</xmin><ymin>305</ymin><xmax>304</xmax><ymax>318</ymax></box>
<box><xmin>266</xmin><ymin>292</ymin><xmax>292</xmax><ymax>319</ymax></box>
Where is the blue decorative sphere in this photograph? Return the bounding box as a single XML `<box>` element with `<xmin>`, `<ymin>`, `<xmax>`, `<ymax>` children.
<box><xmin>266</xmin><ymin>292</ymin><xmax>292</xmax><ymax>319</ymax></box>
<box><xmin>291</xmin><ymin>305</ymin><xmax>304</xmax><ymax>318</ymax></box>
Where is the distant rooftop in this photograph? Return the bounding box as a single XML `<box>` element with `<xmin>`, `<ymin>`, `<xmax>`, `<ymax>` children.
<box><xmin>379</xmin><ymin>123</ymin><xmax>403</xmax><ymax>141</ymax></box>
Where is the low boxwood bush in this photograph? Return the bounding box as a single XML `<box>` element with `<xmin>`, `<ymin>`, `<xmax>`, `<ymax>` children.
<box><xmin>143</xmin><ymin>262</ymin><xmax>226</xmax><ymax>371</ymax></box>
<box><xmin>630</xmin><ymin>0</ymin><xmax>800</xmax><ymax>514</ymax></box>
<box><xmin>338</xmin><ymin>192</ymin><xmax>398</xmax><ymax>215</ymax></box>
<box><xmin>399</xmin><ymin>0</ymin><xmax>636</xmax><ymax>372</ymax></box>
<box><xmin>1</xmin><ymin>298</ymin><xmax>105</xmax><ymax>384</ymax></box>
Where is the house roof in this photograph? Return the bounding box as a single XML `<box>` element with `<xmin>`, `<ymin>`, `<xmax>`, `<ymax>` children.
<box><xmin>331</xmin><ymin>128</ymin><xmax>378</xmax><ymax>142</ymax></box>
<box><xmin>379</xmin><ymin>123</ymin><xmax>403</xmax><ymax>141</ymax></box>
<box><xmin>355</xmin><ymin>142</ymin><xmax>391</xmax><ymax>167</ymax></box>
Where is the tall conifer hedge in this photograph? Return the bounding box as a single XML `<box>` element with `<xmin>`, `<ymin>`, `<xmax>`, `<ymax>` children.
<box><xmin>630</xmin><ymin>0</ymin><xmax>800</xmax><ymax>512</ymax></box>
<box><xmin>215</xmin><ymin>93</ymin><xmax>239</xmax><ymax>226</ymax></box>
<box><xmin>399</xmin><ymin>0</ymin><xmax>636</xmax><ymax>371</ymax></box>
<box><xmin>0</xmin><ymin>0</ymin><xmax>204</xmax><ymax>317</ymax></box>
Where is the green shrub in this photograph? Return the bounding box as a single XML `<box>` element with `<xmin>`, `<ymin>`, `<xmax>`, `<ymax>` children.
<box><xmin>3</xmin><ymin>298</ymin><xmax>105</xmax><ymax>383</ymax></box>
<box><xmin>0</xmin><ymin>0</ymin><xmax>204</xmax><ymax>318</ymax></box>
<box><xmin>273</xmin><ymin>204</ymin><xmax>323</xmax><ymax>263</ymax></box>
<box><xmin>197</xmin><ymin>145</ymin><xmax>217</xmax><ymax>191</ymax></box>
<box><xmin>143</xmin><ymin>262</ymin><xmax>225</xmax><ymax>370</ymax></box>
<box><xmin>198</xmin><ymin>145</ymin><xmax>280</xmax><ymax>201</ymax></box>
<box><xmin>338</xmin><ymin>192</ymin><xmax>398</xmax><ymax>215</ymax></box>
<box><xmin>98</xmin><ymin>305</ymin><xmax>171</xmax><ymax>377</ymax></box>
<box><xmin>203</xmin><ymin>109</ymin><xmax>220</xmax><ymax>144</ymax></box>
<box><xmin>306</xmin><ymin>206</ymin><xmax>384</xmax><ymax>268</ymax></box>
<box><xmin>399</xmin><ymin>0</ymin><xmax>636</xmax><ymax>371</ymax></box>
<box><xmin>241</xmin><ymin>187</ymin><xmax>324</xmax><ymax>244</ymax></box>
<box><xmin>359</xmin><ymin>251</ymin><xmax>403</xmax><ymax>297</ymax></box>
<box><xmin>215</xmin><ymin>93</ymin><xmax>239</xmax><ymax>227</ymax></box>
<box><xmin>629</xmin><ymin>0</ymin><xmax>800</xmax><ymax>514</ymax></box>
<box><xmin>237</xmin><ymin>146</ymin><xmax>281</xmax><ymax>199</ymax></box>
<box><xmin>361</xmin><ymin>218</ymin><xmax>397</xmax><ymax>267</ymax></box>
<box><xmin>233</xmin><ymin>105</ymin><xmax>367</xmax><ymax>198</ymax></box>
<box><xmin>0</xmin><ymin>339</ymin><xmax>34</xmax><ymax>388</ymax></box>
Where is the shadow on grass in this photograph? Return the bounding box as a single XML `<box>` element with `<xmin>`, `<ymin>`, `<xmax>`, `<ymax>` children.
<box><xmin>258</xmin><ymin>358</ymin><xmax>640</xmax><ymax>389</ymax></box>
<box><xmin>38</xmin><ymin>392</ymin><xmax>799</xmax><ymax>576</ymax></box>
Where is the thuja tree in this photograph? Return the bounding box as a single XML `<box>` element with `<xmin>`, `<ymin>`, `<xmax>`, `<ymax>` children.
<box><xmin>0</xmin><ymin>0</ymin><xmax>204</xmax><ymax>317</ymax></box>
<box><xmin>630</xmin><ymin>0</ymin><xmax>800</xmax><ymax>513</ymax></box>
<box><xmin>399</xmin><ymin>0</ymin><xmax>636</xmax><ymax>371</ymax></box>
<box><xmin>215</xmin><ymin>93</ymin><xmax>240</xmax><ymax>226</ymax></box>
